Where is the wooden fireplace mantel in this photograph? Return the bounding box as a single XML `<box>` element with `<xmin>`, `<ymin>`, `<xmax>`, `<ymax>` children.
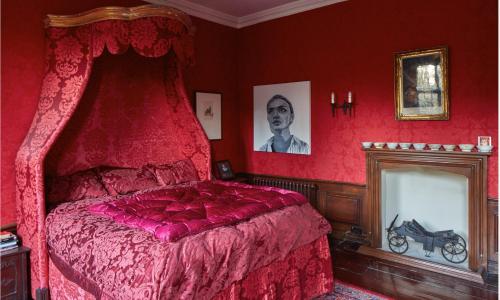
<box><xmin>361</xmin><ymin>148</ymin><xmax>490</xmax><ymax>283</ymax></box>
<box><xmin>363</xmin><ymin>147</ymin><xmax>491</xmax><ymax>157</ymax></box>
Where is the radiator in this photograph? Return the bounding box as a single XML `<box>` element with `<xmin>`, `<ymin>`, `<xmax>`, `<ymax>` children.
<box><xmin>250</xmin><ymin>176</ymin><xmax>318</xmax><ymax>202</ymax></box>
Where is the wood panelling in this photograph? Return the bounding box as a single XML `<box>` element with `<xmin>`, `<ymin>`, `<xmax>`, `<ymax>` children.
<box><xmin>358</xmin><ymin>246</ymin><xmax>484</xmax><ymax>283</ymax></box>
<box><xmin>322</xmin><ymin>193</ymin><xmax>359</xmax><ymax>224</ymax></box>
<box><xmin>240</xmin><ymin>173</ymin><xmax>366</xmax><ymax>240</ymax></box>
<box><xmin>487</xmin><ymin>198</ymin><xmax>498</xmax><ymax>276</ymax></box>
<box><xmin>241</xmin><ymin>170</ymin><xmax>497</xmax><ymax>280</ymax></box>
<box><xmin>316</xmin><ymin>181</ymin><xmax>366</xmax><ymax>240</ymax></box>
<box><xmin>334</xmin><ymin>244</ymin><xmax>498</xmax><ymax>300</ymax></box>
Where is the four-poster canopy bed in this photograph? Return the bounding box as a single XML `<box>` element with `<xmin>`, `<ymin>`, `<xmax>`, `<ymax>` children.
<box><xmin>16</xmin><ymin>5</ymin><xmax>333</xmax><ymax>299</ymax></box>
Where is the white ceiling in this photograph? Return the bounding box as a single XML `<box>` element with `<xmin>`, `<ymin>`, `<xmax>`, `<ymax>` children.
<box><xmin>180</xmin><ymin>0</ymin><xmax>299</xmax><ymax>17</ymax></box>
<box><xmin>146</xmin><ymin>0</ymin><xmax>346</xmax><ymax>28</ymax></box>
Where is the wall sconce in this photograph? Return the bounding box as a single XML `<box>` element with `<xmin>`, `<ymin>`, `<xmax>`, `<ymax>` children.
<box><xmin>331</xmin><ymin>92</ymin><xmax>353</xmax><ymax>116</ymax></box>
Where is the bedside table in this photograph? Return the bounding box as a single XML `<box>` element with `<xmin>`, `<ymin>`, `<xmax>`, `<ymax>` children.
<box><xmin>1</xmin><ymin>247</ymin><xmax>30</xmax><ymax>300</ymax></box>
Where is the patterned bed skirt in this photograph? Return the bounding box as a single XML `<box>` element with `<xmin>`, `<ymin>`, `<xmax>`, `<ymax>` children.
<box><xmin>49</xmin><ymin>235</ymin><xmax>333</xmax><ymax>299</ymax></box>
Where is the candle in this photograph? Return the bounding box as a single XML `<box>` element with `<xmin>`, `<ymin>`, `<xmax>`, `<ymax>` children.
<box><xmin>348</xmin><ymin>91</ymin><xmax>352</xmax><ymax>103</ymax></box>
<box><xmin>331</xmin><ymin>92</ymin><xmax>335</xmax><ymax>104</ymax></box>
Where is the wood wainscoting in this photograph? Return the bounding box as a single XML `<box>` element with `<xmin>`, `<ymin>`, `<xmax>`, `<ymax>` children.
<box><xmin>238</xmin><ymin>172</ymin><xmax>498</xmax><ymax>281</ymax></box>
<box><xmin>240</xmin><ymin>173</ymin><xmax>366</xmax><ymax>239</ymax></box>
<box><xmin>487</xmin><ymin>198</ymin><xmax>498</xmax><ymax>276</ymax></box>
<box><xmin>315</xmin><ymin>181</ymin><xmax>366</xmax><ymax>240</ymax></box>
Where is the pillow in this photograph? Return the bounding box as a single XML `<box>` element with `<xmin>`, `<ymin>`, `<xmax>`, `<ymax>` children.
<box><xmin>147</xmin><ymin>164</ymin><xmax>176</xmax><ymax>186</ymax></box>
<box><xmin>171</xmin><ymin>159</ymin><xmax>200</xmax><ymax>183</ymax></box>
<box><xmin>148</xmin><ymin>159</ymin><xmax>199</xmax><ymax>186</ymax></box>
<box><xmin>99</xmin><ymin>167</ymin><xmax>160</xmax><ymax>196</ymax></box>
<box><xmin>46</xmin><ymin>168</ymin><xmax>108</xmax><ymax>204</ymax></box>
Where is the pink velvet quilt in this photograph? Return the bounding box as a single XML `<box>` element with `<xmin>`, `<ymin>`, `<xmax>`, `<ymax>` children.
<box><xmin>46</xmin><ymin>182</ymin><xmax>331</xmax><ymax>300</ymax></box>
<box><xmin>88</xmin><ymin>181</ymin><xmax>308</xmax><ymax>242</ymax></box>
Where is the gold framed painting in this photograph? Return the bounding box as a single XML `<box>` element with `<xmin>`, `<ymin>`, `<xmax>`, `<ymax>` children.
<box><xmin>395</xmin><ymin>46</ymin><xmax>449</xmax><ymax>120</ymax></box>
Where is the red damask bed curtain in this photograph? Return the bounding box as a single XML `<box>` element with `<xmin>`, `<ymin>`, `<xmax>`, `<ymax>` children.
<box><xmin>15</xmin><ymin>5</ymin><xmax>211</xmax><ymax>295</ymax></box>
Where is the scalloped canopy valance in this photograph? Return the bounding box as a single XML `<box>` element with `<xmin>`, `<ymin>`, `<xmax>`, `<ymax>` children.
<box><xmin>44</xmin><ymin>5</ymin><xmax>196</xmax><ymax>63</ymax></box>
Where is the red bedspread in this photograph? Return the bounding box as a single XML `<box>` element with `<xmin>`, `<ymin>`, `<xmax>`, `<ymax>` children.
<box><xmin>46</xmin><ymin>182</ymin><xmax>331</xmax><ymax>299</ymax></box>
<box><xmin>88</xmin><ymin>181</ymin><xmax>308</xmax><ymax>242</ymax></box>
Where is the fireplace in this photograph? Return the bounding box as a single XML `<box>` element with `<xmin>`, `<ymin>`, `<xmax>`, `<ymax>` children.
<box><xmin>381</xmin><ymin>168</ymin><xmax>469</xmax><ymax>268</ymax></box>
<box><xmin>360</xmin><ymin>149</ymin><xmax>489</xmax><ymax>283</ymax></box>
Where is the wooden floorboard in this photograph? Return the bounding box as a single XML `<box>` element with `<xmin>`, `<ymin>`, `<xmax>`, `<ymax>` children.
<box><xmin>332</xmin><ymin>241</ymin><xmax>498</xmax><ymax>300</ymax></box>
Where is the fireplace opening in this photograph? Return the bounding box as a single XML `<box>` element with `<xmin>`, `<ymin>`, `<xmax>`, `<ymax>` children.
<box><xmin>380</xmin><ymin>168</ymin><xmax>469</xmax><ymax>269</ymax></box>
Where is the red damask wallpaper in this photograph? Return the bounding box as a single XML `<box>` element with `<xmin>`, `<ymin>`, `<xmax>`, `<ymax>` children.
<box><xmin>183</xmin><ymin>18</ymin><xmax>241</xmax><ymax>173</ymax></box>
<box><xmin>1</xmin><ymin>1</ymin><xmax>238</xmax><ymax>225</ymax></box>
<box><xmin>1</xmin><ymin>0</ymin><xmax>498</xmax><ymax>227</ymax></box>
<box><xmin>45</xmin><ymin>50</ymin><xmax>207</xmax><ymax>177</ymax></box>
<box><xmin>2</xmin><ymin>1</ymin><xmax>45</xmax><ymax>225</ymax></box>
<box><xmin>236</xmin><ymin>0</ymin><xmax>498</xmax><ymax>198</ymax></box>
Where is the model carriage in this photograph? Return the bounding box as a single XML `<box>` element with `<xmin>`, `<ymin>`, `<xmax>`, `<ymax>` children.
<box><xmin>386</xmin><ymin>215</ymin><xmax>468</xmax><ymax>264</ymax></box>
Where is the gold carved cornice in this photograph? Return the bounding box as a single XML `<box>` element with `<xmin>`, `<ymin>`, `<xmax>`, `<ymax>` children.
<box><xmin>45</xmin><ymin>5</ymin><xmax>194</xmax><ymax>34</ymax></box>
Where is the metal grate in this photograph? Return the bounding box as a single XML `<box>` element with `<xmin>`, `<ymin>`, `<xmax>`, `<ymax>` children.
<box><xmin>250</xmin><ymin>176</ymin><xmax>318</xmax><ymax>202</ymax></box>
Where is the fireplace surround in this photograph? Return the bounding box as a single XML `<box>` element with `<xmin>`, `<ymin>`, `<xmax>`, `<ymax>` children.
<box><xmin>360</xmin><ymin>148</ymin><xmax>490</xmax><ymax>283</ymax></box>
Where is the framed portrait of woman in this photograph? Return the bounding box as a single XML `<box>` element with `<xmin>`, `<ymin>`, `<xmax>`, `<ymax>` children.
<box><xmin>253</xmin><ymin>81</ymin><xmax>311</xmax><ymax>155</ymax></box>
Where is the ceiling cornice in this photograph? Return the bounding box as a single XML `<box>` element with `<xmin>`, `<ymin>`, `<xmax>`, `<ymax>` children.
<box><xmin>146</xmin><ymin>0</ymin><xmax>239</xmax><ymax>28</ymax></box>
<box><xmin>238</xmin><ymin>0</ymin><xmax>346</xmax><ymax>28</ymax></box>
<box><xmin>145</xmin><ymin>0</ymin><xmax>347</xmax><ymax>29</ymax></box>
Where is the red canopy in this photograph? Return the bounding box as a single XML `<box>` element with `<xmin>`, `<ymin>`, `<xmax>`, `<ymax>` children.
<box><xmin>16</xmin><ymin>5</ymin><xmax>210</xmax><ymax>294</ymax></box>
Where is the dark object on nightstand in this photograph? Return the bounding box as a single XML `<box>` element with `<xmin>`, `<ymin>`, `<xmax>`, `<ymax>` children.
<box><xmin>350</xmin><ymin>225</ymin><xmax>363</xmax><ymax>235</ymax></box>
<box><xmin>215</xmin><ymin>160</ymin><xmax>235</xmax><ymax>180</ymax></box>
<box><xmin>1</xmin><ymin>246</ymin><xmax>30</xmax><ymax>300</ymax></box>
<box><xmin>338</xmin><ymin>226</ymin><xmax>370</xmax><ymax>251</ymax></box>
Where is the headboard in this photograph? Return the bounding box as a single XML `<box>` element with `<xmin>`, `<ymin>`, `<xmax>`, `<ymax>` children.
<box><xmin>15</xmin><ymin>5</ymin><xmax>210</xmax><ymax>295</ymax></box>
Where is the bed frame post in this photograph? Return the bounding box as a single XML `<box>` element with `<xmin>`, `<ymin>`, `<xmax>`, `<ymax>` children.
<box><xmin>36</xmin><ymin>288</ymin><xmax>49</xmax><ymax>300</ymax></box>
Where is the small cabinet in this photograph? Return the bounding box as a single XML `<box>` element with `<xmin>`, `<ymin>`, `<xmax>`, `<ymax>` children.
<box><xmin>1</xmin><ymin>247</ymin><xmax>30</xmax><ymax>300</ymax></box>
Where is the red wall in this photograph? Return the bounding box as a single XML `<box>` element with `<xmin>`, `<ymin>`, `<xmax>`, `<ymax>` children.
<box><xmin>1</xmin><ymin>1</ymin><xmax>237</xmax><ymax>225</ymax></box>
<box><xmin>184</xmin><ymin>18</ymin><xmax>241</xmax><ymax>173</ymax></box>
<box><xmin>45</xmin><ymin>50</ymin><xmax>211</xmax><ymax>179</ymax></box>
<box><xmin>236</xmin><ymin>0</ymin><xmax>498</xmax><ymax>198</ymax></box>
<box><xmin>2</xmin><ymin>0</ymin><xmax>497</xmax><ymax>225</ymax></box>
<box><xmin>2</xmin><ymin>0</ymin><xmax>46</xmax><ymax>226</ymax></box>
